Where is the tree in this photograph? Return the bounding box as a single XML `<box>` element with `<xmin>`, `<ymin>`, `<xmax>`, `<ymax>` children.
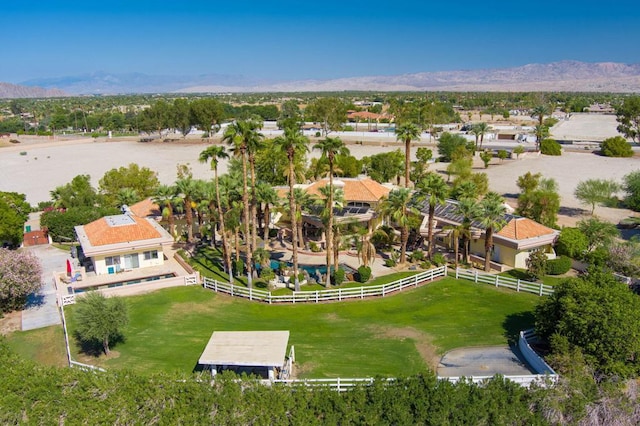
<box><xmin>171</xmin><ymin>98</ymin><xmax>194</xmax><ymax>138</ymax></box>
<box><xmin>526</xmin><ymin>250</ymin><xmax>548</xmax><ymax>280</ymax></box>
<box><xmin>191</xmin><ymin>98</ymin><xmax>225</xmax><ymax>137</ymax></box>
<box><xmin>99</xmin><ymin>164</ymin><xmax>160</xmax><ymax>207</ymax></box>
<box><xmin>512</xmin><ymin>145</ymin><xmax>525</xmax><ymax>159</ymax></box>
<box><xmin>479</xmin><ymin>150</ymin><xmax>492</xmax><ymax>168</ymax></box>
<box><xmin>138</xmin><ymin>100</ymin><xmax>171</xmax><ymax>137</ymax></box>
<box><xmin>152</xmin><ymin>184</ymin><xmax>178</xmax><ymax>239</ymax></box>
<box><xmin>0</xmin><ymin>192</ymin><xmax>31</xmax><ymax>247</ymax></box>
<box><xmin>365</xmin><ymin>150</ymin><xmax>405</xmax><ymax>184</ymax></box>
<box><xmin>615</xmin><ymin>95</ymin><xmax>640</xmax><ymax>142</ymax></box>
<box><xmin>531</xmin><ymin>104</ymin><xmax>551</xmax><ymax>151</ymax></box>
<box><xmin>175</xmin><ymin>177</ymin><xmax>198</xmax><ymax>243</ymax></box>
<box><xmin>535</xmin><ymin>270</ymin><xmax>640</xmax><ymax>377</ymax></box>
<box><xmin>471</xmin><ymin>122</ymin><xmax>490</xmax><ymax>151</ymax></box>
<box><xmin>540</xmin><ymin>138</ymin><xmax>561</xmax><ymax>156</ymax></box>
<box><xmin>416</xmin><ymin>173</ymin><xmax>449</xmax><ymax>259</ymax></box>
<box><xmin>577</xmin><ymin>217</ymin><xmax>620</xmax><ymax>253</ymax></box>
<box><xmin>379</xmin><ymin>188</ymin><xmax>416</xmax><ymax>265</ymax></box>
<box><xmin>199</xmin><ymin>145</ymin><xmax>233</xmax><ymax>283</ymax></box>
<box><xmin>555</xmin><ymin>227</ymin><xmax>588</xmax><ymax>259</ymax></box>
<box><xmin>50</xmin><ymin>174</ymin><xmax>100</xmax><ymax>209</ymax></box>
<box><xmin>601</xmin><ymin>135</ymin><xmax>633</xmax><ymax>157</ymax></box>
<box><xmin>275</xmin><ymin>126</ymin><xmax>309</xmax><ymax>291</ymax></box>
<box><xmin>74</xmin><ymin>292</ymin><xmax>128</xmax><ymax>356</ymax></box>
<box><xmin>305</xmin><ymin>97</ymin><xmax>347</xmax><ymax>137</ymax></box>
<box><xmin>623</xmin><ymin>171</ymin><xmax>640</xmax><ymax>212</ymax></box>
<box><xmin>497</xmin><ymin>150</ymin><xmax>508</xmax><ymax>162</ymax></box>
<box><xmin>40</xmin><ymin>206</ymin><xmax>119</xmax><ymax>242</ymax></box>
<box><xmin>574</xmin><ymin>178</ymin><xmax>620</xmax><ymax>215</ymax></box>
<box><xmin>395</xmin><ymin>122</ymin><xmax>421</xmax><ymax>187</ymax></box>
<box><xmin>478</xmin><ymin>192</ymin><xmax>507</xmax><ymax>272</ymax></box>
<box><xmin>411</xmin><ymin>147</ymin><xmax>433</xmax><ymax>183</ymax></box>
<box><xmin>277</xmin><ymin>99</ymin><xmax>302</xmax><ymax>130</ymax></box>
<box><xmin>437</xmin><ymin>132</ymin><xmax>470</xmax><ymax>162</ymax></box>
<box><xmin>454</xmin><ymin>198</ymin><xmax>481</xmax><ymax>265</ymax></box>
<box><xmin>516</xmin><ymin>174</ymin><xmax>560</xmax><ymax>228</ymax></box>
<box><xmin>0</xmin><ymin>248</ymin><xmax>42</xmax><ymax>312</ymax></box>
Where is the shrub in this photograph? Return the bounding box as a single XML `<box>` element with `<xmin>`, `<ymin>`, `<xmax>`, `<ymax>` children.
<box><xmin>409</xmin><ymin>250</ymin><xmax>425</xmax><ymax>263</ymax></box>
<box><xmin>547</xmin><ymin>256</ymin><xmax>572</xmax><ymax>275</ymax></box>
<box><xmin>260</xmin><ymin>267</ymin><xmax>275</xmax><ymax>281</ymax></box>
<box><xmin>420</xmin><ymin>260</ymin><xmax>432</xmax><ymax>269</ymax></box>
<box><xmin>555</xmin><ymin>227</ymin><xmax>589</xmax><ymax>259</ymax></box>
<box><xmin>19</xmin><ymin>151</ymin><xmax>27</xmax><ymax>156</ymax></box>
<box><xmin>314</xmin><ymin>131</ymin><xmax>321</xmax><ymax>137</ymax></box>
<box><xmin>384</xmin><ymin>258</ymin><xmax>396</xmax><ymax>267</ymax></box>
<box><xmin>356</xmin><ymin>265</ymin><xmax>372</xmax><ymax>283</ymax></box>
<box><xmin>309</xmin><ymin>241</ymin><xmax>321</xmax><ymax>252</ymax></box>
<box><xmin>431</xmin><ymin>252</ymin><xmax>446</xmax><ymax>267</ymax></box>
<box><xmin>233</xmin><ymin>259</ymin><xmax>245</xmax><ymax>276</ymax></box>
<box><xmin>332</xmin><ymin>268</ymin><xmax>346</xmax><ymax>286</ymax></box>
<box><xmin>540</xmin><ymin>139</ymin><xmax>562</xmax><ymax>156</ymax></box>
<box><xmin>601</xmin><ymin>136</ymin><xmax>633</xmax><ymax>157</ymax></box>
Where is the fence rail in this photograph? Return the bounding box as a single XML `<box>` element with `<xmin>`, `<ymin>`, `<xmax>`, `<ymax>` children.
<box><xmin>202</xmin><ymin>266</ymin><xmax>447</xmax><ymax>303</ymax></box>
<box><xmin>453</xmin><ymin>268</ymin><xmax>554</xmax><ymax>296</ymax></box>
<box><xmin>70</xmin><ymin>360</ymin><xmax>106</xmax><ymax>372</ymax></box>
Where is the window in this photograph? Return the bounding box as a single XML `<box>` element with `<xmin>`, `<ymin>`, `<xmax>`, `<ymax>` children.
<box><xmin>144</xmin><ymin>250</ymin><xmax>159</xmax><ymax>260</ymax></box>
<box><xmin>105</xmin><ymin>256</ymin><xmax>120</xmax><ymax>266</ymax></box>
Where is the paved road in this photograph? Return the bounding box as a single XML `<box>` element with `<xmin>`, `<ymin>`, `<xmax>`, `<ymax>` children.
<box><xmin>437</xmin><ymin>346</ymin><xmax>534</xmax><ymax>377</ymax></box>
<box><xmin>21</xmin><ymin>245</ymin><xmax>68</xmax><ymax>331</ymax></box>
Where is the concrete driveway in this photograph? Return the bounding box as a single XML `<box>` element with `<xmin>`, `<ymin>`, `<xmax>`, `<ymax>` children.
<box><xmin>437</xmin><ymin>346</ymin><xmax>534</xmax><ymax>377</ymax></box>
<box><xmin>21</xmin><ymin>245</ymin><xmax>68</xmax><ymax>330</ymax></box>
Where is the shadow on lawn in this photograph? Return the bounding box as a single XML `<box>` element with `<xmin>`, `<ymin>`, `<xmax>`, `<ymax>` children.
<box><xmin>74</xmin><ymin>332</ymin><xmax>126</xmax><ymax>357</ymax></box>
<box><xmin>502</xmin><ymin>311</ymin><xmax>536</xmax><ymax>345</ymax></box>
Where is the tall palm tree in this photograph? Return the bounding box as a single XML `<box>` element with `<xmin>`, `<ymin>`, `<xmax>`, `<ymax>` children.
<box><xmin>531</xmin><ymin>105</ymin><xmax>551</xmax><ymax>151</ymax></box>
<box><xmin>292</xmin><ymin>188</ymin><xmax>312</xmax><ymax>250</ymax></box>
<box><xmin>454</xmin><ymin>198</ymin><xmax>480</xmax><ymax>265</ymax></box>
<box><xmin>478</xmin><ymin>192</ymin><xmax>507</xmax><ymax>272</ymax></box>
<box><xmin>175</xmin><ymin>177</ymin><xmax>197</xmax><ymax>243</ymax></box>
<box><xmin>317</xmin><ymin>185</ymin><xmax>345</xmax><ymax>273</ymax></box>
<box><xmin>472</xmin><ymin>122</ymin><xmax>491</xmax><ymax>150</ymax></box>
<box><xmin>379</xmin><ymin>188</ymin><xmax>416</xmax><ymax>265</ymax></box>
<box><xmin>355</xmin><ymin>228</ymin><xmax>376</xmax><ymax>268</ymax></box>
<box><xmin>199</xmin><ymin>145</ymin><xmax>233</xmax><ymax>283</ymax></box>
<box><xmin>245</xmin><ymin>119</ymin><xmax>265</xmax><ymax>253</ymax></box>
<box><xmin>223</xmin><ymin>120</ymin><xmax>258</xmax><ymax>288</ymax></box>
<box><xmin>274</xmin><ymin>126</ymin><xmax>309</xmax><ymax>291</ymax></box>
<box><xmin>313</xmin><ymin>137</ymin><xmax>349</xmax><ymax>287</ymax></box>
<box><xmin>255</xmin><ymin>182</ymin><xmax>279</xmax><ymax>245</ymax></box>
<box><xmin>395</xmin><ymin>122</ymin><xmax>421</xmax><ymax>188</ymax></box>
<box><xmin>416</xmin><ymin>173</ymin><xmax>449</xmax><ymax>259</ymax></box>
<box><xmin>153</xmin><ymin>184</ymin><xmax>177</xmax><ymax>239</ymax></box>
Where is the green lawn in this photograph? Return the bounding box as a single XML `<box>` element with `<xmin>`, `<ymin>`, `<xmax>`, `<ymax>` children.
<box><xmin>64</xmin><ymin>278</ymin><xmax>539</xmax><ymax>378</ymax></box>
<box><xmin>500</xmin><ymin>269</ymin><xmax>566</xmax><ymax>287</ymax></box>
<box><xmin>4</xmin><ymin>325</ymin><xmax>67</xmax><ymax>367</ymax></box>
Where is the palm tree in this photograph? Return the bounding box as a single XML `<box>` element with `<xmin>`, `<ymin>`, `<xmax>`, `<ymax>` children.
<box><xmin>199</xmin><ymin>145</ymin><xmax>233</xmax><ymax>283</ymax></box>
<box><xmin>531</xmin><ymin>105</ymin><xmax>551</xmax><ymax>151</ymax></box>
<box><xmin>317</xmin><ymin>185</ymin><xmax>345</xmax><ymax>273</ymax></box>
<box><xmin>313</xmin><ymin>137</ymin><xmax>349</xmax><ymax>287</ymax></box>
<box><xmin>453</xmin><ymin>198</ymin><xmax>480</xmax><ymax>265</ymax></box>
<box><xmin>153</xmin><ymin>184</ymin><xmax>178</xmax><ymax>239</ymax></box>
<box><xmin>245</xmin><ymin>119</ymin><xmax>265</xmax><ymax>253</ymax></box>
<box><xmin>116</xmin><ymin>187</ymin><xmax>139</xmax><ymax>207</ymax></box>
<box><xmin>175</xmin><ymin>177</ymin><xmax>197</xmax><ymax>243</ymax></box>
<box><xmin>472</xmin><ymin>122</ymin><xmax>491</xmax><ymax>150</ymax></box>
<box><xmin>223</xmin><ymin>120</ymin><xmax>259</xmax><ymax>288</ymax></box>
<box><xmin>292</xmin><ymin>188</ymin><xmax>312</xmax><ymax>250</ymax></box>
<box><xmin>478</xmin><ymin>192</ymin><xmax>507</xmax><ymax>272</ymax></box>
<box><xmin>355</xmin><ymin>227</ymin><xmax>376</xmax><ymax>268</ymax></box>
<box><xmin>379</xmin><ymin>188</ymin><xmax>416</xmax><ymax>265</ymax></box>
<box><xmin>255</xmin><ymin>182</ymin><xmax>279</xmax><ymax>245</ymax></box>
<box><xmin>274</xmin><ymin>126</ymin><xmax>309</xmax><ymax>291</ymax></box>
<box><xmin>416</xmin><ymin>173</ymin><xmax>449</xmax><ymax>260</ymax></box>
<box><xmin>395</xmin><ymin>122</ymin><xmax>421</xmax><ymax>188</ymax></box>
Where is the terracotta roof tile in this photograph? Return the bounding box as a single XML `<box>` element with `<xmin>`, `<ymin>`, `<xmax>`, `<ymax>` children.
<box><xmin>129</xmin><ymin>198</ymin><xmax>161</xmax><ymax>217</ymax></box>
<box><xmin>83</xmin><ymin>215</ymin><xmax>162</xmax><ymax>246</ymax></box>
<box><xmin>497</xmin><ymin>217</ymin><xmax>555</xmax><ymax>240</ymax></box>
<box><xmin>305</xmin><ymin>178</ymin><xmax>390</xmax><ymax>203</ymax></box>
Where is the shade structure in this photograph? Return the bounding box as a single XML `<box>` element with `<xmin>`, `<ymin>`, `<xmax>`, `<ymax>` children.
<box><xmin>199</xmin><ymin>331</ymin><xmax>289</xmax><ymax>369</ymax></box>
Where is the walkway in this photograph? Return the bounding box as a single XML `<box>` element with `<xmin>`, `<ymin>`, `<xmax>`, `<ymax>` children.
<box><xmin>22</xmin><ymin>245</ymin><xmax>67</xmax><ymax>330</ymax></box>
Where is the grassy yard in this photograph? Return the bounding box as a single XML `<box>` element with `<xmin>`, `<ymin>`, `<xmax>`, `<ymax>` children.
<box><xmin>500</xmin><ymin>269</ymin><xmax>567</xmax><ymax>287</ymax></box>
<box><xmin>64</xmin><ymin>278</ymin><xmax>539</xmax><ymax>378</ymax></box>
<box><xmin>4</xmin><ymin>325</ymin><xmax>67</xmax><ymax>367</ymax></box>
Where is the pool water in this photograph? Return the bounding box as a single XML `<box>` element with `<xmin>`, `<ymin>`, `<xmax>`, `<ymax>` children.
<box><xmin>74</xmin><ymin>273</ymin><xmax>177</xmax><ymax>293</ymax></box>
<box><xmin>267</xmin><ymin>260</ymin><xmax>355</xmax><ymax>276</ymax></box>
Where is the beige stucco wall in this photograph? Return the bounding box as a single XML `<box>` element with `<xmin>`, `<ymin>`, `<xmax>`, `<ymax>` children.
<box><xmin>469</xmin><ymin>239</ymin><xmax>556</xmax><ymax>269</ymax></box>
<box><xmin>92</xmin><ymin>246</ymin><xmax>165</xmax><ymax>275</ymax></box>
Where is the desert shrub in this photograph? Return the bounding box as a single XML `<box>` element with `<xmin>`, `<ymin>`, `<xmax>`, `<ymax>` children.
<box><xmin>356</xmin><ymin>265</ymin><xmax>372</xmax><ymax>283</ymax></box>
<box><xmin>332</xmin><ymin>268</ymin><xmax>346</xmax><ymax>286</ymax></box>
<box><xmin>314</xmin><ymin>131</ymin><xmax>321</xmax><ymax>137</ymax></box>
<box><xmin>384</xmin><ymin>258</ymin><xmax>396</xmax><ymax>267</ymax></box>
<box><xmin>309</xmin><ymin>241</ymin><xmax>321</xmax><ymax>252</ymax></box>
<box><xmin>420</xmin><ymin>260</ymin><xmax>432</xmax><ymax>269</ymax></box>
<box><xmin>547</xmin><ymin>256</ymin><xmax>572</xmax><ymax>275</ymax></box>
<box><xmin>601</xmin><ymin>136</ymin><xmax>633</xmax><ymax>157</ymax></box>
<box><xmin>431</xmin><ymin>252</ymin><xmax>446</xmax><ymax>267</ymax></box>
<box><xmin>540</xmin><ymin>139</ymin><xmax>562</xmax><ymax>156</ymax></box>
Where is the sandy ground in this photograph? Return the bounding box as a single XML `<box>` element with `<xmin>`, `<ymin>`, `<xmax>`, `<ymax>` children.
<box><xmin>1</xmin><ymin>135</ymin><xmax>638</xmax><ymax>226</ymax></box>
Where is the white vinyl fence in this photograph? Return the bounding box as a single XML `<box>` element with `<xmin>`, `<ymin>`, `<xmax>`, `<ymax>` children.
<box><xmin>202</xmin><ymin>266</ymin><xmax>447</xmax><ymax>303</ymax></box>
<box><xmin>453</xmin><ymin>268</ymin><xmax>554</xmax><ymax>296</ymax></box>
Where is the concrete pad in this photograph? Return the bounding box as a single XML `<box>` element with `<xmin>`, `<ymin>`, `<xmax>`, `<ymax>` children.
<box><xmin>438</xmin><ymin>346</ymin><xmax>534</xmax><ymax>377</ymax></box>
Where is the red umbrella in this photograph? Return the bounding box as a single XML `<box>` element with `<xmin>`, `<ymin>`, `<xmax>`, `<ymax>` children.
<box><xmin>66</xmin><ymin>259</ymin><xmax>72</xmax><ymax>277</ymax></box>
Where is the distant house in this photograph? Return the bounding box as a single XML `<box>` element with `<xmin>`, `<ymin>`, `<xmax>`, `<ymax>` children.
<box><xmin>74</xmin><ymin>211</ymin><xmax>173</xmax><ymax>275</ymax></box>
<box><xmin>418</xmin><ymin>199</ymin><xmax>559</xmax><ymax>270</ymax></box>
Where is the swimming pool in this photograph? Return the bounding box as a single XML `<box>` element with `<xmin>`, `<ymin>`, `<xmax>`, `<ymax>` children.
<box><xmin>267</xmin><ymin>260</ymin><xmax>356</xmax><ymax>276</ymax></box>
<box><xmin>73</xmin><ymin>273</ymin><xmax>177</xmax><ymax>293</ymax></box>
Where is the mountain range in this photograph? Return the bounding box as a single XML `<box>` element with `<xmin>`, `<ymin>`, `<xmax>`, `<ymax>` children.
<box><xmin>4</xmin><ymin>61</ymin><xmax>640</xmax><ymax>96</ymax></box>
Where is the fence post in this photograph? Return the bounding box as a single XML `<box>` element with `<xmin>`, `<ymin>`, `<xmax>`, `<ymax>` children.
<box><xmin>517</xmin><ymin>279</ymin><xmax>520</xmax><ymax>292</ymax></box>
<box><xmin>475</xmin><ymin>270</ymin><xmax>478</xmax><ymax>283</ymax></box>
<box><xmin>444</xmin><ymin>264</ymin><xmax>448</xmax><ymax>277</ymax></box>
<box><xmin>382</xmin><ymin>285</ymin><xmax>386</xmax><ymax>297</ymax></box>
<box><xmin>339</xmin><ymin>288</ymin><xmax>342</xmax><ymax>301</ymax></box>
<box><xmin>249</xmin><ymin>287</ymin><xmax>253</xmax><ymax>301</ymax></box>
<box><xmin>415</xmin><ymin>274</ymin><xmax>418</xmax><ymax>287</ymax></box>
<box><xmin>337</xmin><ymin>377</ymin><xmax>341</xmax><ymax>392</ymax></box>
<box><xmin>539</xmin><ymin>283</ymin><xmax>543</xmax><ymax>296</ymax></box>
<box><xmin>361</xmin><ymin>287</ymin><xmax>364</xmax><ymax>299</ymax></box>
<box><xmin>456</xmin><ymin>267</ymin><xmax>459</xmax><ymax>279</ymax></box>
<box><xmin>315</xmin><ymin>291</ymin><xmax>319</xmax><ymax>303</ymax></box>
<box><xmin>231</xmin><ymin>283</ymin><xmax>233</xmax><ymax>297</ymax></box>
<box><xmin>495</xmin><ymin>275</ymin><xmax>499</xmax><ymax>288</ymax></box>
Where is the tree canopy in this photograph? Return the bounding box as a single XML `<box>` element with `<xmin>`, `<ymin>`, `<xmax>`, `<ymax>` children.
<box><xmin>74</xmin><ymin>292</ymin><xmax>128</xmax><ymax>355</ymax></box>
<box><xmin>0</xmin><ymin>248</ymin><xmax>42</xmax><ymax>312</ymax></box>
<box><xmin>0</xmin><ymin>192</ymin><xmax>31</xmax><ymax>247</ymax></box>
<box><xmin>98</xmin><ymin>164</ymin><xmax>160</xmax><ymax>208</ymax></box>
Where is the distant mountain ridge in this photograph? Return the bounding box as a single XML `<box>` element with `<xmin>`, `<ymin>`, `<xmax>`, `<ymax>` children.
<box><xmin>0</xmin><ymin>82</ymin><xmax>66</xmax><ymax>98</ymax></box>
<box><xmin>11</xmin><ymin>61</ymin><xmax>640</xmax><ymax>94</ymax></box>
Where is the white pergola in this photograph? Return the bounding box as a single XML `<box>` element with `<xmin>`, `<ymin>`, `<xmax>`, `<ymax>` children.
<box><xmin>198</xmin><ymin>331</ymin><xmax>290</xmax><ymax>380</ymax></box>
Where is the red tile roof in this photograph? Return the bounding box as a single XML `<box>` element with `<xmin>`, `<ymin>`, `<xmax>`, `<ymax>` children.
<box><xmin>83</xmin><ymin>215</ymin><xmax>162</xmax><ymax>246</ymax></box>
<box><xmin>129</xmin><ymin>198</ymin><xmax>161</xmax><ymax>217</ymax></box>
<box><xmin>497</xmin><ymin>217</ymin><xmax>555</xmax><ymax>240</ymax></box>
<box><xmin>306</xmin><ymin>178</ymin><xmax>390</xmax><ymax>203</ymax></box>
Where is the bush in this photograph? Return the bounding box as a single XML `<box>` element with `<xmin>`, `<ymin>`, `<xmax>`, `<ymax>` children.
<box><xmin>540</xmin><ymin>139</ymin><xmax>562</xmax><ymax>156</ymax></box>
<box><xmin>233</xmin><ymin>259</ymin><xmax>245</xmax><ymax>276</ymax></box>
<box><xmin>431</xmin><ymin>252</ymin><xmax>446</xmax><ymax>267</ymax></box>
<box><xmin>356</xmin><ymin>265</ymin><xmax>372</xmax><ymax>283</ymax></box>
<box><xmin>601</xmin><ymin>136</ymin><xmax>633</xmax><ymax>157</ymax></box>
<box><xmin>409</xmin><ymin>250</ymin><xmax>425</xmax><ymax>263</ymax></box>
<box><xmin>555</xmin><ymin>227</ymin><xmax>588</xmax><ymax>259</ymax></box>
<box><xmin>332</xmin><ymin>268</ymin><xmax>346</xmax><ymax>286</ymax></box>
<box><xmin>260</xmin><ymin>267</ymin><xmax>275</xmax><ymax>281</ymax></box>
<box><xmin>420</xmin><ymin>260</ymin><xmax>432</xmax><ymax>269</ymax></box>
<box><xmin>309</xmin><ymin>241</ymin><xmax>321</xmax><ymax>252</ymax></box>
<box><xmin>547</xmin><ymin>256</ymin><xmax>572</xmax><ymax>275</ymax></box>
<box><xmin>384</xmin><ymin>258</ymin><xmax>396</xmax><ymax>267</ymax></box>
<box><xmin>314</xmin><ymin>131</ymin><xmax>321</xmax><ymax>137</ymax></box>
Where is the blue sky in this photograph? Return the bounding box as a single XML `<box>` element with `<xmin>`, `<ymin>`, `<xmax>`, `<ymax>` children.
<box><xmin>3</xmin><ymin>0</ymin><xmax>639</xmax><ymax>83</ymax></box>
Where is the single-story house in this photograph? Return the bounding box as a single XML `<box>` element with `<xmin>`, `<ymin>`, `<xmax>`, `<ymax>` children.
<box><xmin>74</xmin><ymin>210</ymin><xmax>174</xmax><ymax>275</ymax></box>
<box><xmin>419</xmin><ymin>199</ymin><xmax>559</xmax><ymax>270</ymax></box>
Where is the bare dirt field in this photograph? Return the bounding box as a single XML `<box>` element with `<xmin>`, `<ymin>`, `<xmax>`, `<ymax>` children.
<box><xmin>1</xmin><ymin>135</ymin><xmax>638</xmax><ymax>227</ymax></box>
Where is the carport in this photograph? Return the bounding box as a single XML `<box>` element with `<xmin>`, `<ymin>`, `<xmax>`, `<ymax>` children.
<box><xmin>199</xmin><ymin>331</ymin><xmax>290</xmax><ymax>380</ymax></box>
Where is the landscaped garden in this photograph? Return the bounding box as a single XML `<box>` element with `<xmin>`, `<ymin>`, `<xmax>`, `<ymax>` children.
<box><xmin>61</xmin><ymin>278</ymin><xmax>539</xmax><ymax>378</ymax></box>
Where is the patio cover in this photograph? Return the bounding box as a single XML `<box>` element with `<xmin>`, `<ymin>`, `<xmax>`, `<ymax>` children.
<box><xmin>199</xmin><ymin>331</ymin><xmax>289</xmax><ymax>367</ymax></box>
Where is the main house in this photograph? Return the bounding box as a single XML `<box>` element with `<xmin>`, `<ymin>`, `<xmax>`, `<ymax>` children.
<box><xmin>74</xmin><ymin>209</ymin><xmax>173</xmax><ymax>276</ymax></box>
<box><xmin>419</xmin><ymin>199</ymin><xmax>559</xmax><ymax>271</ymax></box>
